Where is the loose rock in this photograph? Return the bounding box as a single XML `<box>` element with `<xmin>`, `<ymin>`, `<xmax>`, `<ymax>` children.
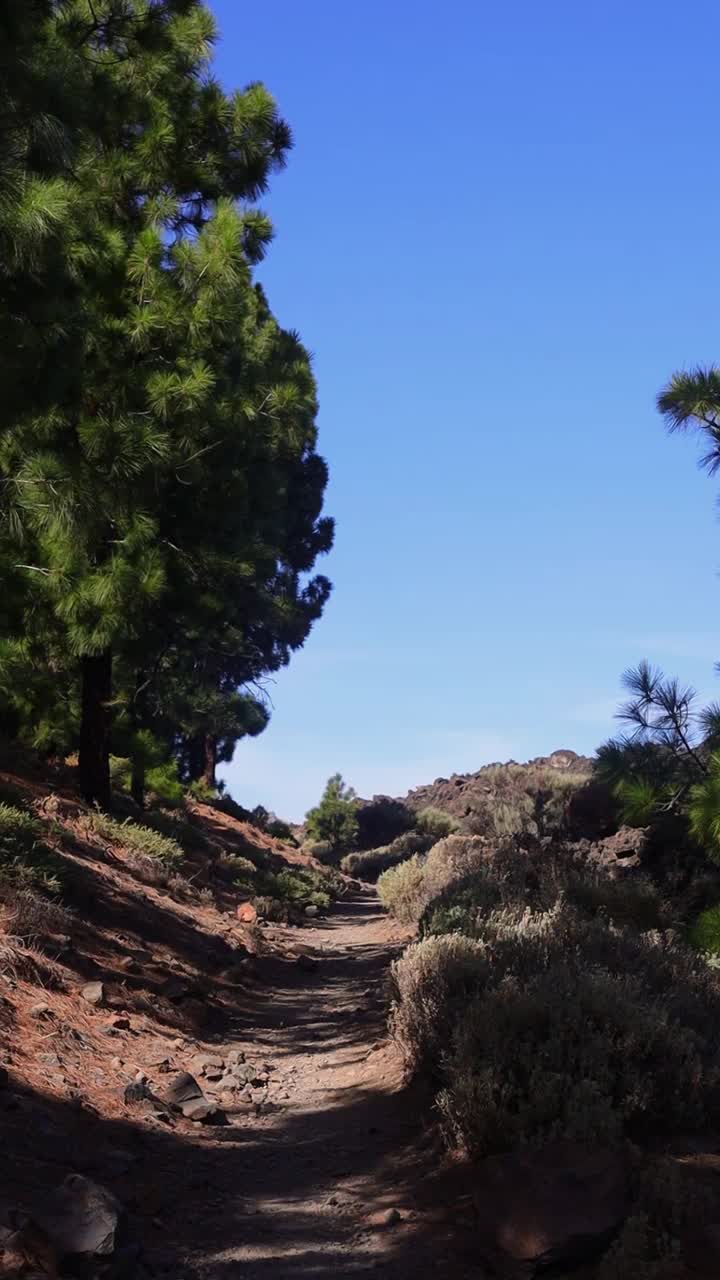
<box><xmin>236</xmin><ymin>902</ymin><xmax>258</xmax><ymax>924</ymax></box>
<box><xmin>81</xmin><ymin>982</ymin><xmax>105</xmax><ymax>1007</ymax></box>
<box><xmin>163</xmin><ymin>1071</ymin><xmax>205</xmax><ymax>1108</ymax></box>
<box><xmin>181</xmin><ymin>1097</ymin><xmax>219</xmax><ymax>1123</ymax></box>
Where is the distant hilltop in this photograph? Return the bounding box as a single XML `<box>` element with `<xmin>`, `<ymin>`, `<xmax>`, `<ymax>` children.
<box><xmin>395</xmin><ymin>749</ymin><xmax>595</xmax><ymax>824</ymax></box>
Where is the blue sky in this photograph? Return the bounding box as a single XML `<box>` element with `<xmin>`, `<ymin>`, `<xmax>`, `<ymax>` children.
<box><xmin>213</xmin><ymin>0</ymin><xmax>720</xmax><ymax>820</ymax></box>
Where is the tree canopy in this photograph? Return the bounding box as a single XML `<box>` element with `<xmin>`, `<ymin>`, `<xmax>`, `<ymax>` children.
<box><xmin>0</xmin><ymin>1</ymin><xmax>333</xmax><ymax>810</ymax></box>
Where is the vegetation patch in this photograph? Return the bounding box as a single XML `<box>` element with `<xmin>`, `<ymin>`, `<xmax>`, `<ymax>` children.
<box><xmin>0</xmin><ymin>802</ymin><xmax>64</xmax><ymax>893</ymax></box>
<box><xmin>86</xmin><ymin>812</ymin><xmax>184</xmax><ymax>867</ymax></box>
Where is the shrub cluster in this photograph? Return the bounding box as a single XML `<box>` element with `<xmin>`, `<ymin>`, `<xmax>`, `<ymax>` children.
<box><xmin>341</xmin><ymin>830</ymin><xmax>436</xmax><ymax>881</ymax></box>
<box><xmin>378</xmin><ymin>834</ymin><xmax>490</xmax><ymax>923</ymax></box>
<box><xmin>389</xmin><ymin>839</ymin><xmax>720</xmax><ymax>1159</ymax></box>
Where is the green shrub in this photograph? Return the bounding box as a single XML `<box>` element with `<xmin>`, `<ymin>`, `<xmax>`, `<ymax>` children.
<box><xmin>88</xmin><ymin>812</ymin><xmax>184</xmax><ymax>867</ymax></box>
<box><xmin>262</xmin><ymin>867</ymin><xmax>332</xmax><ymax>912</ymax></box>
<box><xmin>110</xmin><ymin>751</ymin><xmax>185</xmax><ymax>808</ymax></box>
<box><xmin>188</xmin><ymin>778</ymin><xmax>219</xmax><ymax>805</ymax></box>
<box><xmin>415</xmin><ymin>807</ymin><xmax>458</xmax><ymax>839</ymax></box>
<box><xmin>0</xmin><ymin>803</ymin><xmax>63</xmax><ymax>893</ymax></box>
<box><xmin>689</xmin><ymin>904</ymin><xmax>720</xmax><ymax>955</ymax></box>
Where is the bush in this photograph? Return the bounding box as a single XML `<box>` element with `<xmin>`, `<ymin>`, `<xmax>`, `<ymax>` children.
<box><xmin>341</xmin><ymin>829</ymin><xmax>436</xmax><ymax>881</ymax></box>
<box><xmin>597</xmin><ymin>1157</ymin><xmax>716</xmax><ymax>1279</ymax></box>
<box><xmin>689</xmin><ymin>904</ymin><xmax>720</xmax><ymax>955</ymax></box>
<box><xmin>356</xmin><ymin>796</ymin><xmax>414</xmax><ymax>850</ymax></box>
<box><xmin>188</xmin><ymin>778</ymin><xmax>219</xmax><ymax>805</ymax></box>
<box><xmin>378</xmin><ymin>834</ymin><xmax>489</xmax><ymax>923</ymax></box>
<box><xmin>0</xmin><ymin>803</ymin><xmax>63</xmax><ymax>893</ymax></box>
<box><xmin>303</xmin><ymin>838</ymin><xmax>336</xmax><ymax>864</ymax></box>
<box><xmin>87</xmin><ymin>812</ymin><xmax>184</xmax><ymax>867</ymax></box>
<box><xmin>378</xmin><ymin>855</ymin><xmax>426</xmax><ymax>922</ymax></box>
<box><xmin>415</xmin><ymin>806</ymin><xmax>458</xmax><ymax>840</ymax></box>
<box><xmin>421</xmin><ymin>846</ymin><xmax>671</xmax><ymax>940</ymax></box>
<box><xmin>391</xmin><ymin>887</ymin><xmax>720</xmax><ymax>1157</ymax></box>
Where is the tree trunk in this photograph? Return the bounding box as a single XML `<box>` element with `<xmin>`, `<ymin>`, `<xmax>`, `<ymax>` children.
<box><xmin>79</xmin><ymin>649</ymin><xmax>113</xmax><ymax>809</ymax></box>
<box><xmin>131</xmin><ymin>754</ymin><xmax>145</xmax><ymax>810</ymax></box>
<box><xmin>130</xmin><ymin>672</ymin><xmax>147</xmax><ymax>810</ymax></box>
<box><xmin>202</xmin><ymin>734</ymin><xmax>217</xmax><ymax>790</ymax></box>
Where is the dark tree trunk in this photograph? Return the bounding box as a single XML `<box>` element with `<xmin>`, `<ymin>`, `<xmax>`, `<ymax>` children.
<box><xmin>202</xmin><ymin>734</ymin><xmax>217</xmax><ymax>790</ymax></box>
<box><xmin>130</xmin><ymin>672</ymin><xmax>147</xmax><ymax>810</ymax></box>
<box><xmin>131</xmin><ymin>754</ymin><xmax>145</xmax><ymax>810</ymax></box>
<box><xmin>79</xmin><ymin>649</ymin><xmax>113</xmax><ymax>809</ymax></box>
<box><xmin>186</xmin><ymin>734</ymin><xmax>204</xmax><ymax>783</ymax></box>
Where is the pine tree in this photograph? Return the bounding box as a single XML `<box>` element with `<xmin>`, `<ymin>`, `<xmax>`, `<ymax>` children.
<box><xmin>306</xmin><ymin>775</ymin><xmax>359</xmax><ymax>855</ymax></box>
<box><xmin>0</xmin><ymin>2</ymin><xmax>307</xmax><ymax>807</ymax></box>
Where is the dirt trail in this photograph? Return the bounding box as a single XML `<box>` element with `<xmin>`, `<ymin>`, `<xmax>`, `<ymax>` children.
<box><xmin>1</xmin><ymin>884</ymin><xmax>478</xmax><ymax>1278</ymax></box>
<box><xmin>179</xmin><ymin>889</ymin><xmax>477</xmax><ymax>1279</ymax></box>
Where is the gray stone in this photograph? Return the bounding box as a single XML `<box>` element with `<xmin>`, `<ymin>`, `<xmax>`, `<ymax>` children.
<box><xmin>81</xmin><ymin>982</ymin><xmax>105</xmax><ymax>1007</ymax></box>
<box><xmin>30</xmin><ymin>1002</ymin><xmax>51</xmax><ymax>1019</ymax></box>
<box><xmin>180</xmin><ymin>1097</ymin><xmax>218</xmax><ymax>1122</ymax></box>
<box><xmin>164</xmin><ymin>1071</ymin><xmax>202</xmax><ymax>1106</ymax></box>
<box><xmin>192</xmin><ymin>1054</ymin><xmax>224</xmax><ymax>1079</ymax></box>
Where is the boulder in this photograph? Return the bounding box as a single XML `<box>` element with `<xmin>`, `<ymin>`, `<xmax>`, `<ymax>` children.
<box><xmin>163</xmin><ymin>1071</ymin><xmax>202</xmax><ymax>1107</ymax></box>
<box><xmin>236</xmin><ymin>902</ymin><xmax>258</xmax><ymax>924</ymax></box>
<box><xmin>586</xmin><ymin>826</ymin><xmax>648</xmax><ymax>876</ymax></box>
<box><xmin>473</xmin><ymin>1142</ymin><xmax>629</xmax><ymax>1273</ymax></box>
<box><xmin>304</xmin><ymin>904</ymin><xmax>319</xmax><ymax>918</ymax></box>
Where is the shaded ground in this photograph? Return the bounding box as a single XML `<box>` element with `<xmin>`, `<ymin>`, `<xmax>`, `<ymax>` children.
<box><xmin>1</xmin><ymin>888</ymin><xmax>481</xmax><ymax>1279</ymax></box>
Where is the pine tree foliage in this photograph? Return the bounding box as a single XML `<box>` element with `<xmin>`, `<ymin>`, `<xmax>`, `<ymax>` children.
<box><xmin>0</xmin><ymin>2</ymin><xmax>333</xmax><ymax>810</ymax></box>
<box><xmin>597</xmin><ymin>662</ymin><xmax>720</xmax><ymax>832</ymax></box>
<box><xmin>305</xmin><ymin>775</ymin><xmax>359</xmax><ymax>856</ymax></box>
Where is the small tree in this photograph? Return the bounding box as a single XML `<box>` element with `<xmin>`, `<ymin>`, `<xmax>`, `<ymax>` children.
<box><xmin>305</xmin><ymin>774</ymin><xmax>358</xmax><ymax>855</ymax></box>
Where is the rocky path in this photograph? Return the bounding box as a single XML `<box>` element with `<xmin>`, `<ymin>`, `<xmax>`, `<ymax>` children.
<box><xmin>177</xmin><ymin>890</ymin><xmax>478</xmax><ymax>1279</ymax></box>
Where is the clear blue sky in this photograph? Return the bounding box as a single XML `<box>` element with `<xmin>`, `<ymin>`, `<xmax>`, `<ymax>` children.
<box><xmin>213</xmin><ymin>0</ymin><xmax>720</xmax><ymax>821</ymax></box>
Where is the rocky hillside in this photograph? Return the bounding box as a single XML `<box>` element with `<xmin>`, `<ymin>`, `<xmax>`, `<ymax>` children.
<box><xmin>389</xmin><ymin>749</ymin><xmax>618</xmax><ymax>843</ymax></box>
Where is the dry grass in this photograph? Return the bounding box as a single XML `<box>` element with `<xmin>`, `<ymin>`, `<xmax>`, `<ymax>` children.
<box><xmin>0</xmin><ymin>880</ymin><xmax>72</xmax><ymax>940</ymax></box>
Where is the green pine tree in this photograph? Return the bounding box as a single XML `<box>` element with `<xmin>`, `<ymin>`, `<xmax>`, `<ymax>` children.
<box><xmin>306</xmin><ymin>775</ymin><xmax>359</xmax><ymax>855</ymax></box>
